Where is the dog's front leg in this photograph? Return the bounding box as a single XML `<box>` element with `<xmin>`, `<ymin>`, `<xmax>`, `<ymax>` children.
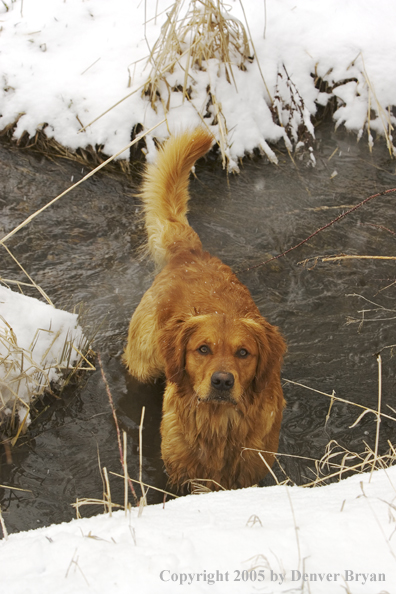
<box><xmin>123</xmin><ymin>286</ymin><xmax>164</xmax><ymax>382</ymax></box>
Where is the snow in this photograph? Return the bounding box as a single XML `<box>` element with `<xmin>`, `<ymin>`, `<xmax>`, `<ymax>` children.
<box><xmin>1</xmin><ymin>0</ymin><xmax>396</xmax><ymax>590</ymax></box>
<box><xmin>0</xmin><ymin>286</ymin><xmax>86</xmax><ymax>425</ymax></box>
<box><xmin>1</xmin><ymin>466</ymin><xmax>395</xmax><ymax>593</ymax></box>
<box><xmin>0</xmin><ymin>0</ymin><xmax>396</xmax><ymax>166</ymax></box>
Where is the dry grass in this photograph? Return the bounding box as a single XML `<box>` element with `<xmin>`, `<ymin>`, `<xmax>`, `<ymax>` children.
<box><xmin>141</xmin><ymin>0</ymin><xmax>252</xmax><ymax>170</ymax></box>
<box><xmin>72</xmin><ymin>426</ymin><xmax>179</xmax><ymax>520</ymax></box>
<box><xmin>242</xmin><ymin>439</ymin><xmax>396</xmax><ymax>490</ymax></box>
<box><xmin>0</xmin><ymin>506</ymin><xmax>8</xmax><ymax>540</ymax></box>
<box><xmin>182</xmin><ymin>478</ymin><xmax>226</xmax><ymax>493</ymax></box>
<box><xmin>144</xmin><ymin>0</ymin><xmax>250</xmax><ymax>105</ymax></box>
<box><xmin>242</xmin><ymin>355</ymin><xmax>395</xmax><ymax>490</ymax></box>
<box><xmin>301</xmin><ymin>255</ymin><xmax>396</xmax><ymax>265</ymax></box>
<box><xmin>272</xmin><ymin>64</ymin><xmax>316</xmax><ymax>159</ymax></box>
<box><xmin>0</xmin><ymin>304</ymin><xmax>95</xmax><ymax>441</ymax></box>
<box><xmin>0</xmin><ymin>120</ymin><xmax>132</xmax><ymax>175</ymax></box>
<box><xmin>0</xmin><ymin>251</ymin><xmax>95</xmax><ymax>441</ymax></box>
<box><xmin>0</xmin><ymin>6</ymin><xmax>395</xmax><ymax>172</ymax></box>
<box><xmin>357</xmin><ymin>53</ymin><xmax>396</xmax><ymax>157</ymax></box>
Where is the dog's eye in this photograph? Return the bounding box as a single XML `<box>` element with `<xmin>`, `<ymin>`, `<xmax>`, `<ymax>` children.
<box><xmin>236</xmin><ymin>348</ymin><xmax>249</xmax><ymax>358</ymax></box>
<box><xmin>198</xmin><ymin>345</ymin><xmax>210</xmax><ymax>355</ymax></box>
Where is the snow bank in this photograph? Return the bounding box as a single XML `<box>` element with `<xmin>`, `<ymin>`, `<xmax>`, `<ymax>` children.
<box><xmin>1</xmin><ymin>466</ymin><xmax>395</xmax><ymax>593</ymax></box>
<box><xmin>0</xmin><ymin>0</ymin><xmax>395</xmax><ymax>170</ymax></box>
<box><xmin>0</xmin><ymin>286</ymin><xmax>87</xmax><ymax>426</ymax></box>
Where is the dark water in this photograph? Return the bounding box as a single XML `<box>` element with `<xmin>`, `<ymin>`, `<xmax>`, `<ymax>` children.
<box><xmin>1</xmin><ymin>125</ymin><xmax>396</xmax><ymax>534</ymax></box>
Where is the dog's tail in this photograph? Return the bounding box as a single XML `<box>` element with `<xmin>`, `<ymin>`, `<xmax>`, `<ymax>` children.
<box><xmin>140</xmin><ymin>128</ymin><xmax>214</xmax><ymax>268</ymax></box>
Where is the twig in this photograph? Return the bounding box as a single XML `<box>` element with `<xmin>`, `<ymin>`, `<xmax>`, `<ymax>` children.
<box><xmin>182</xmin><ymin>477</ymin><xmax>226</xmax><ymax>492</ymax></box>
<box><xmin>370</xmin><ymin>354</ymin><xmax>382</xmax><ymax>482</ymax></box>
<box><xmin>0</xmin><ymin>484</ymin><xmax>31</xmax><ymax>492</ymax></box>
<box><xmin>243</xmin><ymin>447</ymin><xmax>319</xmax><ymax>464</ymax></box>
<box><xmin>360</xmin><ymin>53</ymin><xmax>395</xmax><ymax>157</ymax></box>
<box><xmin>97</xmin><ymin>353</ymin><xmax>138</xmax><ymax>504</ymax></box>
<box><xmin>80</xmin><ymin>57</ymin><xmax>101</xmax><ymax>76</ymax></box>
<box><xmin>258</xmin><ymin>452</ymin><xmax>280</xmax><ymax>484</ymax></box>
<box><xmin>2</xmin><ymin>244</ymin><xmax>53</xmax><ymax>305</ymax></box>
<box><xmin>123</xmin><ymin>430</ymin><xmax>128</xmax><ymax>515</ymax></box>
<box><xmin>359</xmin><ymin>483</ymin><xmax>396</xmax><ymax>563</ymax></box>
<box><xmin>102</xmin><ymin>466</ymin><xmax>112</xmax><ymax>516</ymax></box>
<box><xmin>241</xmin><ymin>187</ymin><xmax>396</xmax><ymax>272</ymax></box>
<box><xmin>72</xmin><ymin>497</ymin><xmax>124</xmax><ymax>515</ymax></box>
<box><xmin>263</xmin><ymin>0</ymin><xmax>267</xmax><ymax>39</ymax></box>
<box><xmin>65</xmin><ymin>548</ymin><xmax>90</xmax><ymax>585</ymax></box>
<box><xmin>139</xmin><ymin>406</ymin><xmax>147</xmax><ymax>509</ymax></box>
<box><xmin>316</xmin><ymin>255</ymin><xmax>396</xmax><ymax>263</ymax></box>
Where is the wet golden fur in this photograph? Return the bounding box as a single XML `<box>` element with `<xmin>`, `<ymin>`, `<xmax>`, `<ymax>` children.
<box><xmin>123</xmin><ymin>128</ymin><xmax>286</xmax><ymax>490</ymax></box>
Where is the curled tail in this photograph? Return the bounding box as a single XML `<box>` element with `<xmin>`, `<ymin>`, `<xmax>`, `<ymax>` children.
<box><xmin>140</xmin><ymin>128</ymin><xmax>214</xmax><ymax>268</ymax></box>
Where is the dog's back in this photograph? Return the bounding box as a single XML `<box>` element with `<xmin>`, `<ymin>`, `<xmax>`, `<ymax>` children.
<box><xmin>140</xmin><ymin>128</ymin><xmax>214</xmax><ymax>268</ymax></box>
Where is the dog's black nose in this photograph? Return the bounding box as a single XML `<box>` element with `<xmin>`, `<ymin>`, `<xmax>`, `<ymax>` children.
<box><xmin>211</xmin><ymin>371</ymin><xmax>235</xmax><ymax>391</ymax></box>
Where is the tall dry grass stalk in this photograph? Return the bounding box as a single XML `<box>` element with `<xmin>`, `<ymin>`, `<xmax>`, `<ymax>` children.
<box><xmin>358</xmin><ymin>53</ymin><xmax>396</xmax><ymax>157</ymax></box>
<box><xmin>138</xmin><ymin>406</ymin><xmax>147</xmax><ymax>512</ymax></box>
<box><xmin>371</xmin><ymin>354</ymin><xmax>383</xmax><ymax>481</ymax></box>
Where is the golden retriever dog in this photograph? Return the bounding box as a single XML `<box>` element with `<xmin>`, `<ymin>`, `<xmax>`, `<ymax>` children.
<box><xmin>123</xmin><ymin>128</ymin><xmax>286</xmax><ymax>491</ymax></box>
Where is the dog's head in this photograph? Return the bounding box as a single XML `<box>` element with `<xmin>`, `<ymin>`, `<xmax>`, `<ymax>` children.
<box><xmin>160</xmin><ymin>312</ymin><xmax>286</xmax><ymax>406</ymax></box>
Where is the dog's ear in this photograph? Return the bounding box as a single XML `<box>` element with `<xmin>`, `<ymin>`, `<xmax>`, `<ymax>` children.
<box><xmin>242</xmin><ymin>318</ymin><xmax>286</xmax><ymax>394</ymax></box>
<box><xmin>160</xmin><ymin>317</ymin><xmax>197</xmax><ymax>385</ymax></box>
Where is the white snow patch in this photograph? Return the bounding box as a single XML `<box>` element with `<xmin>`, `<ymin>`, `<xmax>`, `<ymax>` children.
<box><xmin>1</xmin><ymin>466</ymin><xmax>395</xmax><ymax>593</ymax></box>
<box><xmin>0</xmin><ymin>286</ymin><xmax>86</xmax><ymax>424</ymax></box>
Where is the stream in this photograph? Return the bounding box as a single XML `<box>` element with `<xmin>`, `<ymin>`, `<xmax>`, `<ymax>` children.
<box><xmin>1</xmin><ymin>123</ymin><xmax>395</xmax><ymax>534</ymax></box>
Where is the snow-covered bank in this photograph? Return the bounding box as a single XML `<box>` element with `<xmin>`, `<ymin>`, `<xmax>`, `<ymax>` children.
<box><xmin>1</xmin><ymin>466</ymin><xmax>395</xmax><ymax>593</ymax></box>
<box><xmin>0</xmin><ymin>286</ymin><xmax>88</xmax><ymax>427</ymax></box>
<box><xmin>0</xmin><ymin>0</ymin><xmax>395</xmax><ymax>170</ymax></box>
